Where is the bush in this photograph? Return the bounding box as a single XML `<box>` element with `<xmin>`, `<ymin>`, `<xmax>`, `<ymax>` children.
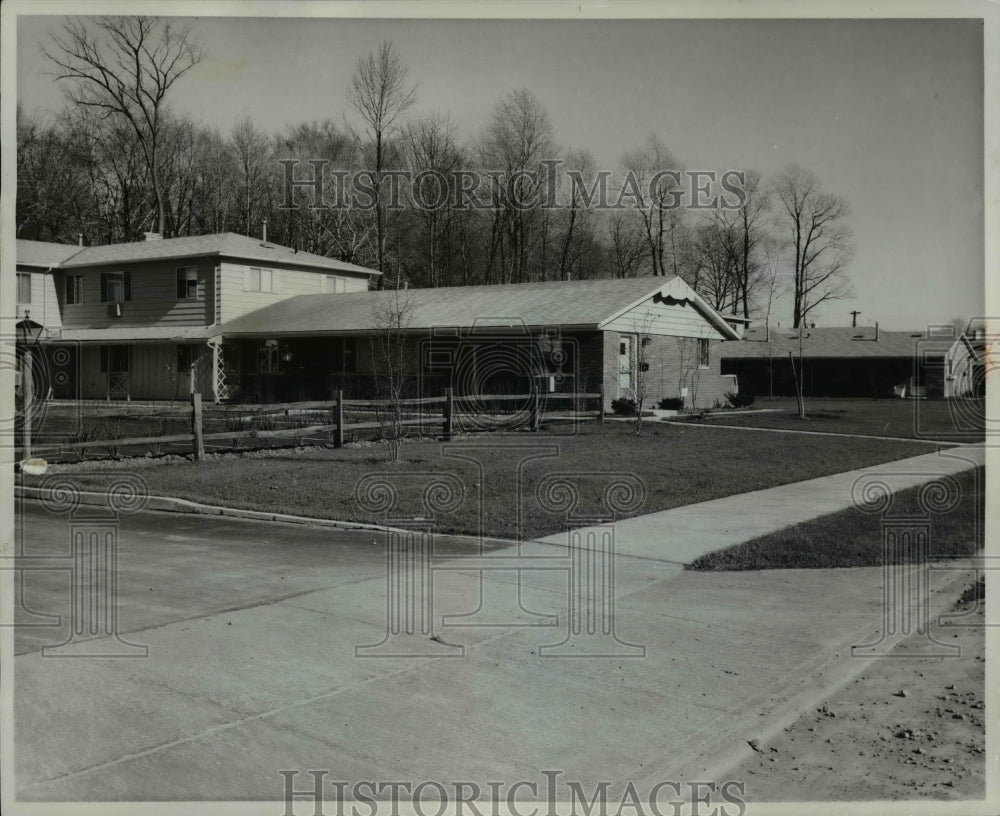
<box><xmin>726</xmin><ymin>391</ymin><xmax>755</xmax><ymax>409</ymax></box>
<box><xmin>658</xmin><ymin>397</ymin><xmax>685</xmax><ymax>410</ymax></box>
<box><xmin>611</xmin><ymin>397</ymin><xmax>638</xmax><ymax>416</ymax></box>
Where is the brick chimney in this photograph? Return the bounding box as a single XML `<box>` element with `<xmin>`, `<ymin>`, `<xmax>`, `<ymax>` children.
<box><xmin>143</xmin><ymin>232</ymin><xmax>163</xmax><ymax>241</ymax></box>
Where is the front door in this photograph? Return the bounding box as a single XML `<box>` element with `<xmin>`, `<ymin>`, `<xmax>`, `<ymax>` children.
<box><xmin>618</xmin><ymin>336</ymin><xmax>632</xmax><ymax>393</ymax></box>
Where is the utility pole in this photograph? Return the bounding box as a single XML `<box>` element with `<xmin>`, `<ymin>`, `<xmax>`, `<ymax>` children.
<box><xmin>850</xmin><ymin>310</ymin><xmax>862</xmax><ymax>328</ymax></box>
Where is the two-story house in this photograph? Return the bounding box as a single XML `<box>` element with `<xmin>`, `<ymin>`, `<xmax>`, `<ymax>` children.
<box><xmin>13</xmin><ymin>232</ymin><xmax>747</xmax><ymax>408</ymax></box>
<box><xmin>14</xmin><ymin>232</ymin><xmax>379</xmax><ymax>401</ymax></box>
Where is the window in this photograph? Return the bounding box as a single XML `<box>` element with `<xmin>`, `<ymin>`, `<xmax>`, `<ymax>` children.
<box><xmin>177</xmin><ymin>344</ymin><xmax>196</xmax><ymax>372</ymax></box>
<box><xmin>322</xmin><ymin>275</ymin><xmax>347</xmax><ymax>294</ymax></box>
<box><xmin>100</xmin><ymin>345</ymin><xmax>130</xmax><ymax>372</ymax></box>
<box><xmin>65</xmin><ymin>274</ymin><xmax>83</xmax><ymax>305</ymax></box>
<box><xmin>100</xmin><ymin>271</ymin><xmax>131</xmax><ymax>303</ymax></box>
<box><xmin>16</xmin><ymin>273</ymin><xmax>31</xmax><ymax>305</ymax></box>
<box><xmin>698</xmin><ymin>338</ymin><xmax>710</xmax><ymax>368</ymax></box>
<box><xmin>255</xmin><ymin>339</ymin><xmax>281</xmax><ymax>373</ymax></box>
<box><xmin>176</xmin><ymin>266</ymin><xmax>199</xmax><ymax>300</ymax></box>
<box><xmin>243</xmin><ymin>267</ymin><xmax>274</xmax><ymax>293</ymax></box>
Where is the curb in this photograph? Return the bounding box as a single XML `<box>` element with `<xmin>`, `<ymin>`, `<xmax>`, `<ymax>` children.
<box><xmin>15</xmin><ymin>485</ymin><xmax>413</xmax><ymax>535</ymax></box>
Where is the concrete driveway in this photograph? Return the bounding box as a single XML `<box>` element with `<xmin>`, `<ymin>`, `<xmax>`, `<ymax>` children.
<box><xmin>12</xmin><ymin>500</ymin><xmax>978</xmax><ymax>803</ymax></box>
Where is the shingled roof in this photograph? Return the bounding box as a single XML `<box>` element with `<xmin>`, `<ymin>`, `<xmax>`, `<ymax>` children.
<box><xmin>16</xmin><ymin>239</ymin><xmax>85</xmax><ymax>268</ymax></box>
<box><xmin>720</xmin><ymin>326</ymin><xmax>957</xmax><ymax>359</ymax></box>
<box><xmin>15</xmin><ymin>233</ymin><xmax>378</xmax><ymax>276</ymax></box>
<box><xmin>216</xmin><ymin>276</ymin><xmax>741</xmax><ymax>338</ymax></box>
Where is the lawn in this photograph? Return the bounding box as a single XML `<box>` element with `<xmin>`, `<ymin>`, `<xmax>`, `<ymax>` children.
<box><xmin>33</xmin><ymin>422</ymin><xmax>947</xmax><ymax>541</ymax></box>
<box><xmin>690</xmin><ymin>397</ymin><xmax>984</xmax><ymax>442</ymax></box>
<box><xmin>689</xmin><ymin>467</ymin><xmax>984</xmax><ymax>571</ymax></box>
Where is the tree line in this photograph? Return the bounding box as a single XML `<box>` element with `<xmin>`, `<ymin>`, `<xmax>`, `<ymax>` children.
<box><xmin>18</xmin><ymin>16</ymin><xmax>854</xmax><ymax>327</ymax></box>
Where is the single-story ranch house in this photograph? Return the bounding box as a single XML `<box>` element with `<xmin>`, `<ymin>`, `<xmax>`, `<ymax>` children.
<box><xmin>13</xmin><ymin>233</ymin><xmax>745</xmax><ymax>410</ymax></box>
<box><xmin>720</xmin><ymin>325</ymin><xmax>986</xmax><ymax>399</ymax></box>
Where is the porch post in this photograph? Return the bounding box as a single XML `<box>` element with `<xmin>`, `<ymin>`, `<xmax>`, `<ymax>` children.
<box><xmin>209</xmin><ymin>341</ymin><xmax>221</xmax><ymax>403</ymax></box>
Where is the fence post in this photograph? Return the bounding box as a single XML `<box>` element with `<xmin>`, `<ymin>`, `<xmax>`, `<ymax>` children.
<box><xmin>334</xmin><ymin>389</ymin><xmax>344</xmax><ymax>448</ymax></box>
<box><xmin>191</xmin><ymin>392</ymin><xmax>205</xmax><ymax>460</ymax></box>
<box><xmin>598</xmin><ymin>385</ymin><xmax>605</xmax><ymax>423</ymax></box>
<box><xmin>21</xmin><ymin>348</ymin><xmax>33</xmax><ymax>460</ymax></box>
<box><xmin>443</xmin><ymin>387</ymin><xmax>454</xmax><ymax>441</ymax></box>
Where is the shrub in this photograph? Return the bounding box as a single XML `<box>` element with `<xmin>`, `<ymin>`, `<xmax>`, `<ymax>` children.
<box><xmin>726</xmin><ymin>391</ymin><xmax>755</xmax><ymax>409</ymax></box>
<box><xmin>611</xmin><ymin>397</ymin><xmax>638</xmax><ymax>416</ymax></box>
<box><xmin>658</xmin><ymin>397</ymin><xmax>685</xmax><ymax>410</ymax></box>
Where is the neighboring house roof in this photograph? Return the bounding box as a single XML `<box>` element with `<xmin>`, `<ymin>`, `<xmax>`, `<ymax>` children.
<box><xmin>721</xmin><ymin>326</ymin><xmax>957</xmax><ymax>360</ymax></box>
<box><xmin>214</xmin><ymin>276</ymin><xmax>741</xmax><ymax>339</ymax></box>
<box><xmin>15</xmin><ymin>233</ymin><xmax>378</xmax><ymax>275</ymax></box>
<box><xmin>16</xmin><ymin>239</ymin><xmax>85</xmax><ymax>269</ymax></box>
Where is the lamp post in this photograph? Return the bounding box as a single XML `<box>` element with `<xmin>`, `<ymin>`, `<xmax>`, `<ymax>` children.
<box><xmin>18</xmin><ymin>310</ymin><xmax>44</xmax><ymax>461</ymax></box>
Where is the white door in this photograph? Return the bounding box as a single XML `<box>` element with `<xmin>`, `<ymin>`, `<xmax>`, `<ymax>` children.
<box><xmin>618</xmin><ymin>336</ymin><xmax>632</xmax><ymax>392</ymax></box>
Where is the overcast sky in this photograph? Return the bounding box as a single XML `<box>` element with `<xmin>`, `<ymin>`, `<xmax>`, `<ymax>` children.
<box><xmin>17</xmin><ymin>15</ymin><xmax>985</xmax><ymax>330</ymax></box>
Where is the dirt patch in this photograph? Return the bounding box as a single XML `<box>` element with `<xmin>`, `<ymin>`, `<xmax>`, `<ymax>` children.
<box><xmin>733</xmin><ymin>582</ymin><xmax>986</xmax><ymax>801</ymax></box>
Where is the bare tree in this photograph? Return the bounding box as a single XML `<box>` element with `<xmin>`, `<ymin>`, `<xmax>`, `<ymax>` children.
<box><xmin>558</xmin><ymin>149</ymin><xmax>597</xmax><ymax>281</ymax></box>
<box><xmin>620</xmin><ymin>135</ymin><xmax>686</xmax><ymax>277</ymax></box>
<box><xmin>402</xmin><ymin>112</ymin><xmax>463</xmax><ymax>287</ymax></box>
<box><xmin>348</xmin><ymin>41</ymin><xmax>417</xmax><ymax>282</ymax></box>
<box><xmin>712</xmin><ymin>169</ymin><xmax>770</xmax><ymax>318</ymax></box>
<box><xmin>772</xmin><ymin>164</ymin><xmax>854</xmax><ymax>328</ymax></box>
<box><xmin>629</xmin><ymin>316</ymin><xmax>657</xmax><ymax>435</ymax></box>
<box><xmin>606</xmin><ymin>211</ymin><xmax>646</xmax><ymax>279</ymax></box>
<box><xmin>478</xmin><ymin>88</ymin><xmax>556</xmax><ymax>284</ymax></box>
<box><xmin>230</xmin><ymin>114</ymin><xmax>272</xmax><ymax>236</ymax></box>
<box><xmin>370</xmin><ymin>287</ymin><xmax>415</xmax><ymax>462</ymax></box>
<box><xmin>44</xmin><ymin>16</ymin><xmax>204</xmax><ymax>236</ymax></box>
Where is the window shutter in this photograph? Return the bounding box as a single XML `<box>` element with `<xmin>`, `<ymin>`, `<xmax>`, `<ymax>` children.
<box><xmin>100</xmin><ymin>274</ymin><xmax>108</xmax><ymax>303</ymax></box>
<box><xmin>124</xmin><ymin>271</ymin><xmax>132</xmax><ymax>301</ymax></box>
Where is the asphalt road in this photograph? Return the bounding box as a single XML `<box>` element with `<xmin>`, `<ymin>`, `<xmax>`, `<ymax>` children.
<box><xmin>11</xmin><ymin>500</ymin><xmax>981</xmax><ymax>804</ymax></box>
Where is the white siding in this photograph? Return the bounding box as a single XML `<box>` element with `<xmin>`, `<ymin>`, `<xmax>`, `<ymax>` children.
<box><xmin>58</xmin><ymin>259</ymin><xmax>213</xmax><ymax>329</ymax></box>
<box><xmin>16</xmin><ymin>270</ymin><xmax>62</xmax><ymax>330</ymax></box>
<box><xmin>602</xmin><ymin>298</ymin><xmax>724</xmax><ymax>340</ymax></box>
<box><xmin>219</xmin><ymin>261</ymin><xmax>370</xmax><ymax>322</ymax></box>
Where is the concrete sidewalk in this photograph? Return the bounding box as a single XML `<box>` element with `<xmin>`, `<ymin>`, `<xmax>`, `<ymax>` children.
<box><xmin>538</xmin><ymin>444</ymin><xmax>985</xmax><ymax>564</ymax></box>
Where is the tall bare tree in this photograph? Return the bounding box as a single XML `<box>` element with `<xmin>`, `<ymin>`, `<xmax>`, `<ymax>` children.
<box><xmin>230</xmin><ymin>115</ymin><xmax>272</xmax><ymax>236</ymax></box>
<box><xmin>772</xmin><ymin>164</ymin><xmax>854</xmax><ymax>328</ymax></box>
<box><xmin>402</xmin><ymin>112</ymin><xmax>463</xmax><ymax>287</ymax></box>
<box><xmin>44</xmin><ymin>16</ymin><xmax>204</xmax><ymax>237</ymax></box>
<box><xmin>348</xmin><ymin>41</ymin><xmax>417</xmax><ymax>282</ymax></box>
<box><xmin>478</xmin><ymin>88</ymin><xmax>556</xmax><ymax>284</ymax></box>
<box><xmin>620</xmin><ymin>135</ymin><xmax>686</xmax><ymax>277</ymax></box>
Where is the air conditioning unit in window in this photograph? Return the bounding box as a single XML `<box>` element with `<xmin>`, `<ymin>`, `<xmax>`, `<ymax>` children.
<box><xmin>108</xmin><ymin>302</ymin><xmax>123</xmax><ymax>318</ymax></box>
